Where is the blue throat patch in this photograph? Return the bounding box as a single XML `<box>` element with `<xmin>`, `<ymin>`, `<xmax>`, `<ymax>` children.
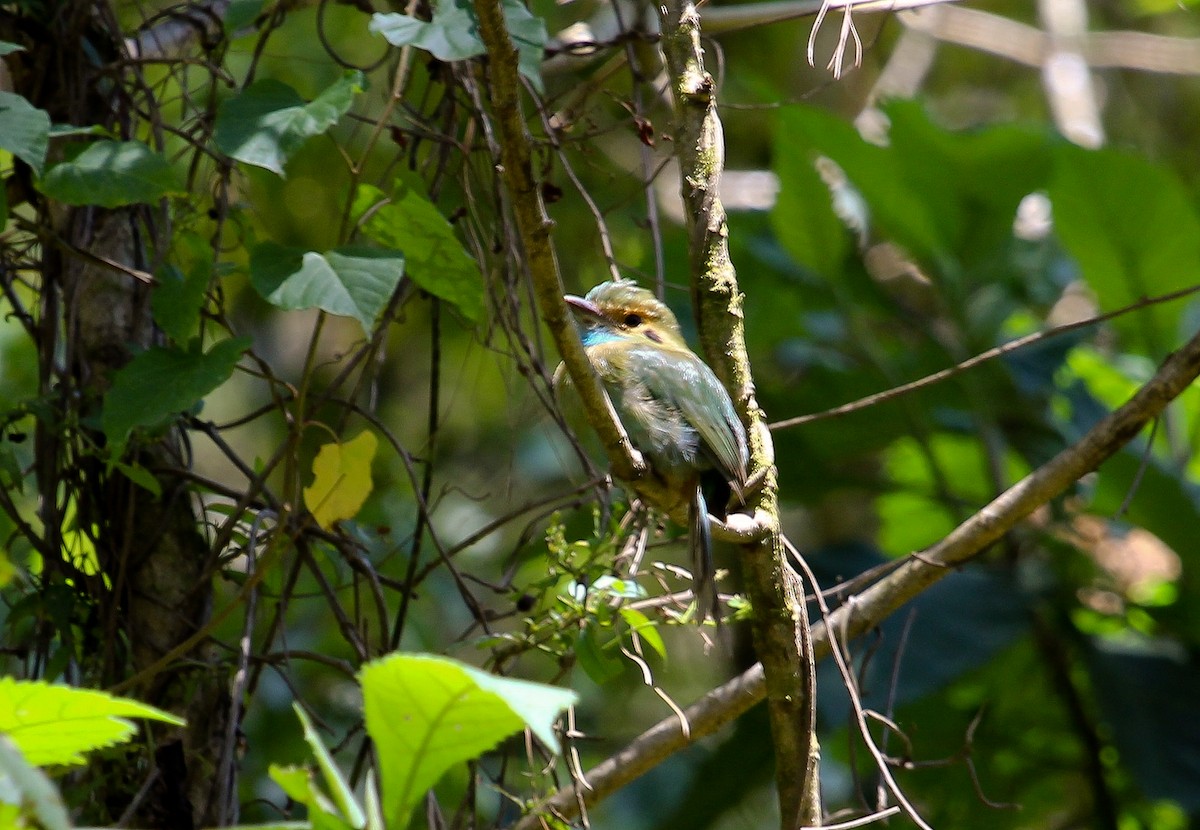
<box><xmin>580</xmin><ymin>328</ymin><xmax>622</xmax><ymax>347</ymax></box>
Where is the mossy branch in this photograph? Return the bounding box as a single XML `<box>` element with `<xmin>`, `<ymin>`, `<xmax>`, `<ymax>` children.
<box><xmin>656</xmin><ymin>1</ymin><xmax>820</xmax><ymax>826</ymax></box>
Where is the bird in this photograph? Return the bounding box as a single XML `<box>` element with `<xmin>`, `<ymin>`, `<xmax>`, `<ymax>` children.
<box><xmin>557</xmin><ymin>279</ymin><xmax>749</xmax><ymax>622</ymax></box>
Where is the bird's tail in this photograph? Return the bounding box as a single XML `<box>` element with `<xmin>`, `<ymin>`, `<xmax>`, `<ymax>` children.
<box><xmin>690</xmin><ymin>484</ymin><xmax>719</xmax><ymax>624</ymax></box>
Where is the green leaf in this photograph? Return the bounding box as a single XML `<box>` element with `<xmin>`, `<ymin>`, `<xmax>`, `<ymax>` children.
<box><xmin>0</xmin><ymin>91</ymin><xmax>50</xmax><ymax>176</ymax></box>
<box><xmin>771</xmin><ymin>109</ymin><xmax>851</xmax><ymax>279</ymax></box>
<box><xmin>0</xmin><ymin>42</ymin><xmax>24</xmax><ymax>56</ymax></box>
<box><xmin>39</xmin><ymin>140</ymin><xmax>181</xmax><ymax>207</ymax></box>
<box><xmin>0</xmin><ymin>677</ymin><xmax>183</xmax><ymax>767</ymax></box>
<box><xmin>303</xmin><ymin>430</ymin><xmax>378</xmax><ymax>531</ymax></box>
<box><xmin>1050</xmin><ymin>145</ymin><xmax>1200</xmax><ymax>347</ymax></box>
<box><xmin>360</xmin><ymin>653</ymin><xmax>577</xmax><ymax>830</ymax></box>
<box><xmin>101</xmin><ymin>338</ymin><xmax>249</xmax><ymax>449</ymax></box>
<box><xmin>619</xmin><ymin>607</ymin><xmax>665</xmax><ymax>659</ymax></box>
<box><xmin>224</xmin><ymin>0</ymin><xmax>265</xmax><ymax>32</ymax></box>
<box><xmin>573</xmin><ymin>623</ymin><xmax>623</xmax><ymax>684</ymax></box>
<box><xmin>111</xmin><ymin>460</ymin><xmax>163</xmax><ymax>497</ymax></box>
<box><xmin>250</xmin><ymin>242</ymin><xmax>404</xmax><ymax>334</ymax></box>
<box><xmin>0</xmin><ymin>736</ymin><xmax>71</xmax><ymax>830</ymax></box>
<box><xmin>370</xmin><ymin>0</ymin><xmax>546</xmax><ymax>91</ymax></box>
<box><xmin>152</xmin><ymin>259</ymin><xmax>210</xmax><ymax>343</ymax></box>
<box><xmin>352</xmin><ymin>182</ymin><xmax>483</xmax><ymax>322</ymax></box>
<box><xmin>270</xmin><ymin>763</ymin><xmax>351</xmax><ymax>830</ymax></box>
<box><xmin>214</xmin><ymin>71</ymin><xmax>364</xmax><ymax>175</ymax></box>
<box><xmin>293</xmin><ymin>705</ymin><xmax>366</xmax><ymax>829</ymax></box>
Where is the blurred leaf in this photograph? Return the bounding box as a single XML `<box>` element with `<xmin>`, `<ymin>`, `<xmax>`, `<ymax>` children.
<box><xmin>361</xmin><ymin>652</ymin><xmax>577</xmax><ymax>829</ymax></box>
<box><xmin>303</xmin><ymin>430</ymin><xmax>377</xmax><ymax>531</ymax></box>
<box><xmin>0</xmin><ymin>41</ymin><xmax>24</xmax><ymax>56</ymax></box>
<box><xmin>770</xmin><ymin>108</ymin><xmax>851</xmax><ymax>278</ymax></box>
<box><xmin>270</xmin><ymin>763</ymin><xmax>351</xmax><ymax>830</ymax></box>
<box><xmin>39</xmin><ymin>140</ymin><xmax>180</xmax><ymax>206</ymax></box>
<box><xmin>353</xmin><ymin>182</ymin><xmax>483</xmax><ymax>322</ymax></box>
<box><xmin>370</xmin><ymin>0</ymin><xmax>546</xmax><ymax>91</ymax></box>
<box><xmin>101</xmin><ymin>338</ymin><xmax>249</xmax><ymax>450</ymax></box>
<box><xmin>620</xmin><ymin>607</ymin><xmax>665</xmax><ymax>659</ymax></box>
<box><xmin>0</xmin><ymin>736</ymin><xmax>71</xmax><ymax>830</ymax></box>
<box><xmin>250</xmin><ymin>242</ymin><xmax>405</xmax><ymax>334</ymax></box>
<box><xmin>885</xmin><ymin>102</ymin><xmax>1053</xmax><ymax>263</ymax></box>
<box><xmin>214</xmin><ymin>71</ymin><xmax>364</xmax><ymax>175</ymax></box>
<box><xmin>771</xmin><ymin>104</ymin><xmax>944</xmax><ymax>262</ymax></box>
<box><xmin>0</xmin><ymin>91</ymin><xmax>49</xmax><ymax>176</ymax></box>
<box><xmin>293</xmin><ymin>705</ymin><xmax>366</xmax><ymax>829</ymax></box>
<box><xmin>806</xmin><ymin>543</ymin><xmax>1030</xmax><ymax>727</ymax></box>
<box><xmin>111</xmin><ymin>460</ymin><xmax>163</xmax><ymax>497</ymax></box>
<box><xmin>224</xmin><ymin>0</ymin><xmax>264</xmax><ymax>32</ymax></box>
<box><xmin>1083</xmin><ymin>637</ymin><xmax>1200</xmax><ymax>809</ymax></box>
<box><xmin>0</xmin><ymin>677</ymin><xmax>183</xmax><ymax>767</ymax></box>
<box><xmin>1050</xmin><ymin>145</ymin><xmax>1200</xmax><ymax>348</ymax></box>
<box><xmin>574</xmin><ymin>623</ymin><xmax>624</xmax><ymax>684</ymax></box>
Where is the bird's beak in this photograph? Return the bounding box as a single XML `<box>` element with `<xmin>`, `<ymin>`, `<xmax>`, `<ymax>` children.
<box><xmin>564</xmin><ymin>294</ymin><xmax>605</xmax><ymax>322</ymax></box>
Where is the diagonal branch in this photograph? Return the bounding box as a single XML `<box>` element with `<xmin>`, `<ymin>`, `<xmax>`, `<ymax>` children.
<box><xmin>512</xmin><ymin>327</ymin><xmax>1200</xmax><ymax>828</ymax></box>
<box><xmin>471</xmin><ymin>0</ymin><xmax>648</xmax><ymax>485</ymax></box>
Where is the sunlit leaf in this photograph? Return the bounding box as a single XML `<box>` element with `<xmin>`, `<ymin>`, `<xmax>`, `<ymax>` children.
<box><xmin>215</xmin><ymin>71</ymin><xmax>364</xmax><ymax>175</ymax></box>
<box><xmin>361</xmin><ymin>652</ymin><xmax>577</xmax><ymax>830</ymax></box>
<box><xmin>250</xmin><ymin>242</ymin><xmax>404</xmax><ymax>334</ymax></box>
<box><xmin>352</xmin><ymin>181</ymin><xmax>483</xmax><ymax>322</ymax></box>
<box><xmin>0</xmin><ymin>677</ymin><xmax>183</xmax><ymax>767</ymax></box>
<box><xmin>370</xmin><ymin>0</ymin><xmax>546</xmax><ymax>91</ymax></box>
<box><xmin>1050</xmin><ymin>145</ymin><xmax>1200</xmax><ymax>348</ymax></box>
<box><xmin>303</xmin><ymin>430</ymin><xmax>378</xmax><ymax>530</ymax></box>
<box><xmin>620</xmin><ymin>607</ymin><xmax>666</xmax><ymax>659</ymax></box>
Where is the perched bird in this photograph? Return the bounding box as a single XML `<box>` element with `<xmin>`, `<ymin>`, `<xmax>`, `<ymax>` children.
<box><xmin>558</xmin><ymin>279</ymin><xmax>749</xmax><ymax>621</ymax></box>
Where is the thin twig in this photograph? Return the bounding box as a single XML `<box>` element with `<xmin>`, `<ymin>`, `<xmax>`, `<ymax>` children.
<box><xmin>771</xmin><ymin>284</ymin><xmax>1200</xmax><ymax>431</ymax></box>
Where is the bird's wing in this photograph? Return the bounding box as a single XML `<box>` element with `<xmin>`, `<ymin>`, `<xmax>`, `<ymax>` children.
<box><xmin>632</xmin><ymin>346</ymin><xmax>748</xmax><ymax>487</ymax></box>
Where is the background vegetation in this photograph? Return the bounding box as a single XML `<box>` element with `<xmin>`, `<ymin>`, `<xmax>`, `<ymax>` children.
<box><xmin>2</xmin><ymin>0</ymin><xmax>1200</xmax><ymax>828</ymax></box>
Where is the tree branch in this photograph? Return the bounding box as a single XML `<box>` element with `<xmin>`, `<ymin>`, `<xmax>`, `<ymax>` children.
<box><xmin>471</xmin><ymin>0</ymin><xmax>648</xmax><ymax>485</ymax></box>
<box><xmin>513</xmin><ymin>326</ymin><xmax>1200</xmax><ymax>827</ymax></box>
<box><xmin>656</xmin><ymin>1</ymin><xmax>818</xmax><ymax>826</ymax></box>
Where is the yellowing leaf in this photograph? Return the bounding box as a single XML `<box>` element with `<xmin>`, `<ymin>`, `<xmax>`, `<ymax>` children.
<box><xmin>303</xmin><ymin>430</ymin><xmax>377</xmax><ymax>529</ymax></box>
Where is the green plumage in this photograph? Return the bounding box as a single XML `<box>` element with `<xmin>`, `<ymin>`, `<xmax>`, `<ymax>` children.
<box><xmin>558</xmin><ymin>280</ymin><xmax>749</xmax><ymax>621</ymax></box>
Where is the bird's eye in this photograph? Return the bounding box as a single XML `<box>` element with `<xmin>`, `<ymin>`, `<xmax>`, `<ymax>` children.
<box><xmin>623</xmin><ymin>313</ymin><xmax>642</xmax><ymax>327</ymax></box>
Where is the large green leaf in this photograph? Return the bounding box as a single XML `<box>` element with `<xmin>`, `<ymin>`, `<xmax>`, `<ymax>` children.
<box><xmin>39</xmin><ymin>140</ymin><xmax>180</xmax><ymax>207</ymax></box>
<box><xmin>771</xmin><ymin>105</ymin><xmax>944</xmax><ymax>265</ymax></box>
<box><xmin>370</xmin><ymin>0</ymin><xmax>546</xmax><ymax>91</ymax></box>
<box><xmin>361</xmin><ymin>653</ymin><xmax>577</xmax><ymax>830</ymax></box>
<box><xmin>770</xmin><ymin>108</ymin><xmax>851</xmax><ymax>279</ymax></box>
<box><xmin>0</xmin><ymin>677</ymin><xmax>183</xmax><ymax>767</ymax></box>
<box><xmin>1050</xmin><ymin>145</ymin><xmax>1200</xmax><ymax>347</ymax></box>
<box><xmin>250</xmin><ymin>242</ymin><xmax>405</xmax><ymax>334</ymax></box>
<box><xmin>214</xmin><ymin>70</ymin><xmax>364</xmax><ymax>175</ymax></box>
<box><xmin>101</xmin><ymin>337</ymin><xmax>250</xmax><ymax>449</ymax></box>
<box><xmin>771</xmin><ymin>103</ymin><xmax>1053</xmax><ymax>275</ymax></box>
<box><xmin>352</xmin><ymin>181</ymin><xmax>483</xmax><ymax>322</ymax></box>
<box><xmin>0</xmin><ymin>90</ymin><xmax>50</xmax><ymax>176</ymax></box>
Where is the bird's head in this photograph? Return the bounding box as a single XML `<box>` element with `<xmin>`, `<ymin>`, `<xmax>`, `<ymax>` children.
<box><xmin>565</xmin><ymin>280</ymin><xmax>688</xmax><ymax>350</ymax></box>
